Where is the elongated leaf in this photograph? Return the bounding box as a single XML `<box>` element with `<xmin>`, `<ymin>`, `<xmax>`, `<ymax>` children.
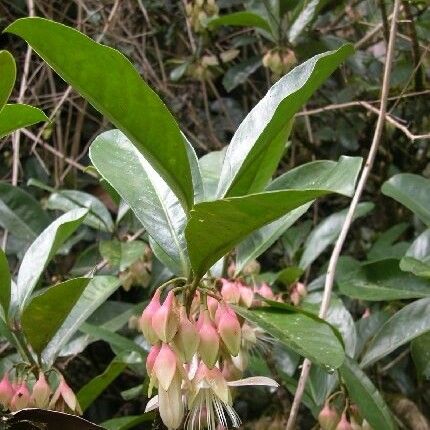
<box><xmin>78</xmin><ymin>358</ymin><xmax>127</xmax><ymax>412</ymax></box>
<box><xmin>222</xmin><ymin>57</ymin><xmax>262</xmax><ymax>92</ymax></box>
<box><xmin>0</xmin><ymin>182</ymin><xmax>50</xmax><ymax>242</ymax></box>
<box><xmin>340</xmin><ymin>357</ymin><xmax>397</xmax><ymax>430</ymax></box>
<box><xmin>338</xmin><ymin>259</ymin><xmax>430</xmax><ymax>301</ymax></box>
<box><xmin>299</xmin><ymin>202</ymin><xmax>373</xmax><ymax>269</ymax></box>
<box><xmin>288</xmin><ymin>0</ymin><xmax>322</xmax><ymax>43</ymax></box>
<box><xmin>42</xmin><ymin>276</ymin><xmax>121</xmax><ymax>365</ymax></box>
<box><xmin>198</xmin><ymin>148</ymin><xmax>226</xmax><ymax>201</ymax></box>
<box><xmin>208</xmin><ymin>11</ymin><xmax>273</xmax><ymax>34</ymax></box>
<box><xmin>102</xmin><ymin>414</ymin><xmax>154</xmax><ymax>430</ymax></box>
<box><xmin>234</xmin><ymin>304</ymin><xmax>344</xmax><ymax>369</ymax></box>
<box><xmin>411</xmin><ymin>332</ymin><xmax>430</xmax><ymax>379</ymax></box>
<box><xmin>382</xmin><ymin>173</ymin><xmax>430</xmax><ymax>226</ymax></box>
<box><xmin>216</xmin><ymin>45</ymin><xmax>354</xmax><ymax>198</ymax></box>
<box><xmin>0</xmin><ymin>103</ymin><xmax>48</xmax><ymax>138</ymax></box>
<box><xmin>6</xmin><ymin>17</ymin><xmax>193</xmax><ymax>210</ymax></box>
<box><xmin>184</xmin><ymin>135</ymin><xmax>204</xmax><ymax>204</ymax></box>
<box><xmin>11</xmin><ymin>209</ymin><xmax>87</xmax><ymax>316</ymax></box>
<box><xmin>400</xmin><ymin>229</ymin><xmax>430</xmax><ymax>278</ymax></box>
<box><xmin>367</xmin><ymin>223</ymin><xmax>409</xmax><ymax>261</ymax></box>
<box><xmin>21</xmin><ymin>277</ymin><xmax>90</xmax><ymax>354</ymax></box>
<box><xmin>47</xmin><ymin>190</ymin><xmax>114</xmax><ymax>232</ymax></box>
<box><xmin>361</xmin><ymin>298</ymin><xmax>430</xmax><ymax>368</ymax></box>
<box><xmin>0</xmin><ymin>249</ymin><xmax>10</xmax><ymax>316</ymax></box>
<box><xmin>187</xmin><ymin>156</ymin><xmax>362</xmax><ymax>278</ymax></box>
<box><xmin>0</xmin><ymin>51</ymin><xmax>16</xmax><ymax>110</ymax></box>
<box><xmin>90</xmin><ymin>130</ymin><xmax>189</xmax><ymax>275</ymax></box>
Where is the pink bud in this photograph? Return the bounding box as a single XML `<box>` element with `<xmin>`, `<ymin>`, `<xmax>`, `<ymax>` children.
<box><xmin>220</xmin><ymin>279</ymin><xmax>240</xmax><ymax>304</ymax></box>
<box><xmin>146</xmin><ymin>344</ymin><xmax>161</xmax><ymax>376</ymax></box>
<box><xmin>318</xmin><ymin>403</ymin><xmax>340</xmax><ymax>430</ymax></box>
<box><xmin>335</xmin><ymin>413</ymin><xmax>353</xmax><ymax>430</ymax></box>
<box><xmin>257</xmin><ymin>282</ymin><xmax>275</xmax><ymax>300</ymax></box>
<box><xmin>0</xmin><ymin>374</ymin><xmax>14</xmax><ymax>409</ymax></box>
<box><xmin>206</xmin><ymin>296</ymin><xmax>219</xmax><ymax>320</ymax></box>
<box><xmin>158</xmin><ymin>371</ymin><xmax>184</xmax><ymax>429</ymax></box>
<box><xmin>139</xmin><ymin>289</ymin><xmax>161</xmax><ymax>344</ymax></box>
<box><xmin>198</xmin><ymin>310</ymin><xmax>219</xmax><ymax>368</ymax></box>
<box><xmin>152</xmin><ymin>291</ymin><xmax>179</xmax><ymax>343</ymax></box>
<box><xmin>217</xmin><ymin>305</ymin><xmax>241</xmax><ymax>356</ymax></box>
<box><xmin>153</xmin><ymin>343</ymin><xmax>178</xmax><ymax>391</ymax></box>
<box><xmin>239</xmin><ymin>285</ymin><xmax>254</xmax><ymax>308</ymax></box>
<box><xmin>31</xmin><ymin>372</ymin><xmax>51</xmax><ymax>408</ymax></box>
<box><xmin>10</xmin><ymin>383</ymin><xmax>30</xmax><ymax>411</ymax></box>
<box><xmin>49</xmin><ymin>377</ymin><xmax>82</xmax><ymax>414</ymax></box>
<box><xmin>173</xmin><ymin>307</ymin><xmax>199</xmax><ymax>363</ymax></box>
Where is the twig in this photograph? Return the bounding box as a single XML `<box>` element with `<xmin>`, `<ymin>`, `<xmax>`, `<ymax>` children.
<box><xmin>285</xmin><ymin>1</ymin><xmax>402</xmax><ymax>428</ymax></box>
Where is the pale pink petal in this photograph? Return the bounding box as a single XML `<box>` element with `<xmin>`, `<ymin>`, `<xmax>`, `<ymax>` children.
<box><xmin>228</xmin><ymin>376</ymin><xmax>279</xmax><ymax>388</ymax></box>
<box><xmin>144</xmin><ymin>395</ymin><xmax>159</xmax><ymax>412</ymax></box>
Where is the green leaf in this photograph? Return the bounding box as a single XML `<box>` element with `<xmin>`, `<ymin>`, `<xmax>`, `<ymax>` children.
<box><xmin>184</xmin><ymin>135</ymin><xmax>204</xmax><ymax>204</ymax></box>
<box><xmin>47</xmin><ymin>190</ymin><xmax>114</xmax><ymax>232</ymax></box>
<box><xmin>288</xmin><ymin>0</ymin><xmax>322</xmax><ymax>43</ymax></box>
<box><xmin>216</xmin><ymin>45</ymin><xmax>354</xmax><ymax>198</ymax></box>
<box><xmin>101</xmin><ymin>414</ymin><xmax>154</xmax><ymax>430</ymax></box>
<box><xmin>6</xmin><ymin>17</ymin><xmax>194</xmax><ymax>210</ymax></box>
<box><xmin>222</xmin><ymin>57</ymin><xmax>262</xmax><ymax>92</ymax></box>
<box><xmin>90</xmin><ymin>130</ymin><xmax>189</xmax><ymax>275</ymax></box>
<box><xmin>337</xmin><ymin>259</ymin><xmax>430</xmax><ymax>301</ymax></box>
<box><xmin>360</xmin><ymin>297</ymin><xmax>430</xmax><ymax>368</ymax></box>
<box><xmin>0</xmin><ymin>182</ymin><xmax>50</xmax><ymax>243</ymax></box>
<box><xmin>0</xmin><ymin>248</ymin><xmax>10</xmax><ymax>317</ymax></box>
<box><xmin>198</xmin><ymin>148</ymin><xmax>226</xmax><ymax>201</ymax></box>
<box><xmin>77</xmin><ymin>357</ymin><xmax>127</xmax><ymax>412</ymax></box>
<box><xmin>21</xmin><ymin>277</ymin><xmax>90</xmax><ymax>354</ymax></box>
<box><xmin>0</xmin><ymin>103</ymin><xmax>48</xmax><ymax>138</ymax></box>
<box><xmin>99</xmin><ymin>240</ymin><xmax>146</xmax><ymax>272</ymax></box>
<box><xmin>340</xmin><ymin>357</ymin><xmax>397</xmax><ymax>430</ymax></box>
<box><xmin>42</xmin><ymin>276</ymin><xmax>121</xmax><ymax>365</ymax></box>
<box><xmin>368</xmin><ymin>223</ymin><xmax>409</xmax><ymax>261</ymax></box>
<box><xmin>234</xmin><ymin>304</ymin><xmax>344</xmax><ymax>369</ymax></box>
<box><xmin>187</xmin><ymin>157</ymin><xmax>362</xmax><ymax>279</ymax></box>
<box><xmin>11</xmin><ymin>208</ymin><xmax>87</xmax><ymax>316</ymax></box>
<box><xmin>411</xmin><ymin>332</ymin><xmax>430</xmax><ymax>379</ymax></box>
<box><xmin>0</xmin><ymin>51</ymin><xmax>16</xmax><ymax>110</ymax></box>
<box><xmin>400</xmin><ymin>229</ymin><xmax>430</xmax><ymax>278</ymax></box>
<box><xmin>207</xmin><ymin>11</ymin><xmax>273</xmax><ymax>34</ymax></box>
<box><xmin>299</xmin><ymin>202</ymin><xmax>373</xmax><ymax>269</ymax></box>
<box><xmin>382</xmin><ymin>173</ymin><xmax>430</xmax><ymax>227</ymax></box>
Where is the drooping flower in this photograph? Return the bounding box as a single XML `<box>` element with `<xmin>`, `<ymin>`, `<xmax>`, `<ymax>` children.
<box><xmin>216</xmin><ymin>304</ymin><xmax>241</xmax><ymax>357</ymax></box>
<box><xmin>318</xmin><ymin>402</ymin><xmax>340</xmax><ymax>430</ymax></box>
<box><xmin>220</xmin><ymin>279</ymin><xmax>240</xmax><ymax>304</ymax></box>
<box><xmin>30</xmin><ymin>372</ymin><xmax>51</xmax><ymax>408</ymax></box>
<box><xmin>197</xmin><ymin>310</ymin><xmax>219</xmax><ymax>368</ymax></box>
<box><xmin>256</xmin><ymin>282</ymin><xmax>275</xmax><ymax>300</ymax></box>
<box><xmin>10</xmin><ymin>382</ymin><xmax>30</xmax><ymax>411</ymax></box>
<box><xmin>49</xmin><ymin>376</ymin><xmax>82</xmax><ymax>415</ymax></box>
<box><xmin>335</xmin><ymin>413</ymin><xmax>353</xmax><ymax>430</ymax></box>
<box><xmin>173</xmin><ymin>306</ymin><xmax>200</xmax><ymax>363</ymax></box>
<box><xmin>0</xmin><ymin>374</ymin><xmax>14</xmax><ymax>409</ymax></box>
<box><xmin>238</xmin><ymin>284</ymin><xmax>254</xmax><ymax>308</ymax></box>
<box><xmin>152</xmin><ymin>290</ymin><xmax>179</xmax><ymax>343</ymax></box>
<box><xmin>139</xmin><ymin>289</ymin><xmax>161</xmax><ymax>344</ymax></box>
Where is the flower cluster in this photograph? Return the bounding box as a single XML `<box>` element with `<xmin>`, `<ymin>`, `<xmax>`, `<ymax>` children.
<box><xmin>0</xmin><ymin>370</ymin><xmax>81</xmax><ymax>414</ymax></box>
<box><xmin>319</xmin><ymin>400</ymin><xmax>374</xmax><ymax>430</ymax></box>
<box><xmin>139</xmin><ymin>278</ymin><xmax>279</xmax><ymax>429</ymax></box>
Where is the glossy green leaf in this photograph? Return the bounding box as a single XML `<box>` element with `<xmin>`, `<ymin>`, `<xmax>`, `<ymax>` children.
<box><xmin>187</xmin><ymin>157</ymin><xmax>362</xmax><ymax>279</ymax></box>
<box><xmin>400</xmin><ymin>229</ymin><xmax>430</xmax><ymax>278</ymax></box>
<box><xmin>299</xmin><ymin>202</ymin><xmax>373</xmax><ymax>269</ymax></box>
<box><xmin>0</xmin><ymin>248</ymin><xmax>10</xmax><ymax>316</ymax></box>
<box><xmin>234</xmin><ymin>304</ymin><xmax>344</xmax><ymax>369</ymax></box>
<box><xmin>338</xmin><ymin>259</ymin><xmax>430</xmax><ymax>301</ymax></box>
<box><xmin>340</xmin><ymin>357</ymin><xmax>397</xmax><ymax>430</ymax></box>
<box><xmin>208</xmin><ymin>11</ymin><xmax>273</xmax><ymax>34</ymax></box>
<box><xmin>216</xmin><ymin>45</ymin><xmax>354</xmax><ymax>198</ymax></box>
<box><xmin>90</xmin><ymin>130</ymin><xmax>189</xmax><ymax>275</ymax></box>
<box><xmin>0</xmin><ymin>182</ymin><xmax>50</xmax><ymax>242</ymax></box>
<box><xmin>42</xmin><ymin>276</ymin><xmax>121</xmax><ymax>365</ymax></box>
<box><xmin>78</xmin><ymin>358</ymin><xmax>127</xmax><ymax>412</ymax></box>
<box><xmin>184</xmin><ymin>135</ymin><xmax>204</xmax><ymax>204</ymax></box>
<box><xmin>47</xmin><ymin>190</ymin><xmax>114</xmax><ymax>232</ymax></box>
<box><xmin>99</xmin><ymin>240</ymin><xmax>146</xmax><ymax>272</ymax></box>
<box><xmin>382</xmin><ymin>173</ymin><xmax>430</xmax><ymax>226</ymax></box>
<box><xmin>355</xmin><ymin>310</ymin><xmax>390</xmax><ymax>358</ymax></box>
<box><xmin>411</xmin><ymin>332</ymin><xmax>430</xmax><ymax>379</ymax></box>
<box><xmin>12</xmin><ymin>208</ymin><xmax>87</xmax><ymax>316</ymax></box>
<box><xmin>0</xmin><ymin>51</ymin><xmax>16</xmax><ymax>110</ymax></box>
<box><xmin>6</xmin><ymin>17</ymin><xmax>193</xmax><ymax>210</ymax></box>
<box><xmin>198</xmin><ymin>148</ymin><xmax>226</xmax><ymax>201</ymax></box>
<box><xmin>0</xmin><ymin>103</ymin><xmax>48</xmax><ymax>138</ymax></box>
<box><xmin>21</xmin><ymin>277</ymin><xmax>90</xmax><ymax>354</ymax></box>
<box><xmin>102</xmin><ymin>414</ymin><xmax>154</xmax><ymax>430</ymax></box>
<box><xmin>222</xmin><ymin>57</ymin><xmax>262</xmax><ymax>92</ymax></box>
<box><xmin>288</xmin><ymin>0</ymin><xmax>322</xmax><ymax>43</ymax></box>
<box><xmin>367</xmin><ymin>223</ymin><xmax>409</xmax><ymax>261</ymax></box>
<box><xmin>361</xmin><ymin>298</ymin><xmax>430</xmax><ymax>368</ymax></box>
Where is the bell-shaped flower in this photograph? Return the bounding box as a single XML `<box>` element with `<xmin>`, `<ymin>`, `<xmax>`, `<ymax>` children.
<box><xmin>216</xmin><ymin>305</ymin><xmax>241</xmax><ymax>357</ymax></box>
<box><xmin>49</xmin><ymin>376</ymin><xmax>82</xmax><ymax>415</ymax></box>
<box><xmin>197</xmin><ymin>310</ymin><xmax>219</xmax><ymax>368</ymax></box>
<box><xmin>146</xmin><ymin>343</ymin><xmax>161</xmax><ymax>377</ymax></box>
<box><xmin>152</xmin><ymin>290</ymin><xmax>179</xmax><ymax>343</ymax></box>
<box><xmin>318</xmin><ymin>402</ymin><xmax>340</xmax><ymax>430</ymax></box>
<box><xmin>139</xmin><ymin>289</ymin><xmax>161</xmax><ymax>344</ymax></box>
<box><xmin>173</xmin><ymin>306</ymin><xmax>199</xmax><ymax>363</ymax></box>
<box><xmin>335</xmin><ymin>413</ymin><xmax>353</xmax><ymax>430</ymax></box>
<box><xmin>30</xmin><ymin>372</ymin><xmax>51</xmax><ymax>408</ymax></box>
<box><xmin>239</xmin><ymin>285</ymin><xmax>254</xmax><ymax>308</ymax></box>
<box><xmin>158</xmin><ymin>371</ymin><xmax>184</xmax><ymax>430</ymax></box>
<box><xmin>153</xmin><ymin>343</ymin><xmax>179</xmax><ymax>392</ymax></box>
<box><xmin>256</xmin><ymin>282</ymin><xmax>275</xmax><ymax>300</ymax></box>
<box><xmin>206</xmin><ymin>295</ymin><xmax>219</xmax><ymax>320</ymax></box>
<box><xmin>0</xmin><ymin>374</ymin><xmax>14</xmax><ymax>409</ymax></box>
<box><xmin>220</xmin><ymin>279</ymin><xmax>240</xmax><ymax>304</ymax></box>
<box><xmin>10</xmin><ymin>382</ymin><xmax>30</xmax><ymax>411</ymax></box>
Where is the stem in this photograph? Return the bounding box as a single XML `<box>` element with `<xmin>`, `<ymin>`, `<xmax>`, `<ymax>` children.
<box><xmin>285</xmin><ymin>1</ymin><xmax>401</xmax><ymax>428</ymax></box>
<box><xmin>11</xmin><ymin>330</ymin><xmax>38</xmax><ymax>370</ymax></box>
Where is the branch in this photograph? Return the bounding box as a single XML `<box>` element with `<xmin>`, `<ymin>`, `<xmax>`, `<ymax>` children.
<box><xmin>285</xmin><ymin>1</ymin><xmax>402</xmax><ymax>428</ymax></box>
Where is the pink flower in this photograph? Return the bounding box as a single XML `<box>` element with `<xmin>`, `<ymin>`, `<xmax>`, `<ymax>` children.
<box><xmin>49</xmin><ymin>377</ymin><xmax>82</xmax><ymax>415</ymax></box>
<box><xmin>30</xmin><ymin>372</ymin><xmax>51</xmax><ymax>408</ymax></box>
<box><xmin>216</xmin><ymin>305</ymin><xmax>241</xmax><ymax>357</ymax></box>
<box><xmin>152</xmin><ymin>343</ymin><xmax>179</xmax><ymax>391</ymax></box>
<box><xmin>238</xmin><ymin>285</ymin><xmax>254</xmax><ymax>308</ymax></box>
<box><xmin>10</xmin><ymin>382</ymin><xmax>30</xmax><ymax>411</ymax></box>
<box><xmin>0</xmin><ymin>374</ymin><xmax>14</xmax><ymax>409</ymax></box>
<box><xmin>318</xmin><ymin>402</ymin><xmax>340</xmax><ymax>430</ymax></box>
<box><xmin>220</xmin><ymin>279</ymin><xmax>240</xmax><ymax>304</ymax></box>
<box><xmin>173</xmin><ymin>306</ymin><xmax>200</xmax><ymax>363</ymax></box>
<box><xmin>335</xmin><ymin>413</ymin><xmax>353</xmax><ymax>430</ymax></box>
<box><xmin>256</xmin><ymin>282</ymin><xmax>275</xmax><ymax>300</ymax></box>
<box><xmin>197</xmin><ymin>310</ymin><xmax>219</xmax><ymax>368</ymax></box>
<box><xmin>152</xmin><ymin>290</ymin><xmax>179</xmax><ymax>343</ymax></box>
<box><xmin>139</xmin><ymin>289</ymin><xmax>161</xmax><ymax>344</ymax></box>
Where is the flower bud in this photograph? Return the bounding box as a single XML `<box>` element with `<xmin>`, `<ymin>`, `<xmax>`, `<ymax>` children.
<box><xmin>146</xmin><ymin>343</ymin><xmax>161</xmax><ymax>376</ymax></box>
<box><xmin>152</xmin><ymin>290</ymin><xmax>179</xmax><ymax>343</ymax></box>
<box><xmin>31</xmin><ymin>372</ymin><xmax>51</xmax><ymax>408</ymax></box>
<box><xmin>220</xmin><ymin>279</ymin><xmax>240</xmax><ymax>304</ymax></box>
<box><xmin>239</xmin><ymin>285</ymin><xmax>254</xmax><ymax>308</ymax></box>
<box><xmin>198</xmin><ymin>310</ymin><xmax>219</xmax><ymax>368</ymax></box>
<box><xmin>173</xmin><ymin>306</ymin><xmax>199</xmax><ymax>363</ymax></box>
<box><xmin>139</xmin><ymin>289</ymin><xmax>161</xmax><ymax>344</ymax></box>
<box><xmin>158</xmin><ymin>371</ymin><xmax>184</xmax><ymax>429</ymax></box>
<box><xmin>318</xmin><ymin>403</ymin><xmax>340</xmax><ymax>430</ymax></box>
<box><xmin>49</xmin><ymin>377</ymin><xmax>82</xmax><ymax>415</ymax></box>
<box><xmin>0</xmin><ymin>374</ymin><xmax>14</xmax><ymax>409</ymax></box>
<box><xmin>217</xmin><ymin>305</ymin><xmax>241</xmax><ymax>356</ymax></box>
<box><xmin>335</xmin><ymin>413</ymin><xmax>353</xmax><ymax>430</ymax></box>
<box><xmin>153</xmin><ymin>343</ymin><xmax>178</xmax><ymax>391</ymax></box>
<box><xmin>257</xmin><ymin>283</ymin><xmax>275</xmax><ymax>300</ymax></box>
<box><xmin>206</xmin><ymin>296</ymin><xmax>219</xmax><ymax>320</ymax></box>
<box><xmin>10</xmin><ymin>383</ymin><xmax>30</xmax><ymax>411</ymax></box>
